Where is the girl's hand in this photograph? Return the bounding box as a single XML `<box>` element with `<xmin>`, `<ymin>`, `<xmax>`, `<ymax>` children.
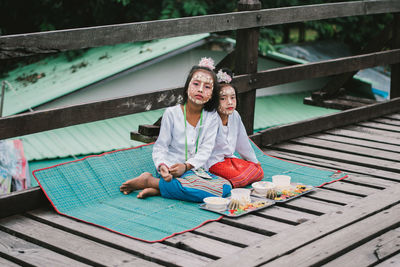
<box><xmin>169</xmin><ymin>163</ymin><xmax>186</xmax><ymax>177</ymax></box>
<box><xmin>159</xmin><ymin>165</ymin><xmax>172</xmax><ymax>182</ymax></box>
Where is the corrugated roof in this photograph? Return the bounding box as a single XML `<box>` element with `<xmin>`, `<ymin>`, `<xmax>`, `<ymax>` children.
<box><xmin>1</xmin><ymin>33</ymin><xmax>209</xmax><ymax>116</ymax></box>
<box><xmin>19</xmin><ymin>108</ymin><xmax>164</xmax><ymax>161</ymax></box>
<box><xmin>254</xmin><ymin>91</ymin><xmax>338</xmax><ymax>131</ymax></box>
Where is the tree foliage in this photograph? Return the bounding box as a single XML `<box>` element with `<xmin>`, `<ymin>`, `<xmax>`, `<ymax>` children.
<box><xmin>259</xmin><ymin>0</ymin><xmax>392</xmax><ymax>52</ymax></box>
<box><xmin>0</xmin><ymin>0</ymin><xmax>393</xmax><ymax>53</ymax></box>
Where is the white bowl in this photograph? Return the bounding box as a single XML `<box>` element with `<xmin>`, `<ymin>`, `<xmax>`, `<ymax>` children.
<box><xmin>203</xmin><ymin>197</ymin><xmax>229</xmax><ymax>211</ymax></box>
<box><xmin>272</xmin><ymin>175</ymin><xmax>291</xmax><ymax>188</ymax></box>
<box><xmin>252</xmin><ymin>181</ymin><xmax>274</xmax><ymax>195</ymax></box>
<box><xmin>230</xmin><ymin>188</ymin><xmax>251</xmax><ymax>205</ymax></box>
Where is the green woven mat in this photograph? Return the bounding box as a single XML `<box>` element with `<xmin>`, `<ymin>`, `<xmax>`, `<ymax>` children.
<box><xmin>33</xmin><ymin>142</ymin><xmax>346</xmax><ymax>242</ymax></box>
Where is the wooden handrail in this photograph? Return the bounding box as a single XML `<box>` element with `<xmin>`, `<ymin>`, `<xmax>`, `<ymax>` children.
<box><xmin>249</xmin><ymin>97</ymin><xmax>400</xmax><ymax>146</ymax></box>
<box><xmin>233</xmin><ymin>48</ymin><xmax>400</xmax><ymax>93</ymax></box>
<box><xmin>0</xmin><ymin>87</ymin><xmax>183</xmax><ymax>140</ymax></box>
<box><xmin>1</xmin><ymin>0</ymin><xmax>399</xmax><ymax>58</ymax></box>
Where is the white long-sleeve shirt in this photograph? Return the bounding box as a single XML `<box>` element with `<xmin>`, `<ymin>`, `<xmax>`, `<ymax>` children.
<box><xmin>152</xmin><ymin>104</ymin><xmax>219</xmax><ymax>171</ymax></box>
<box><xmin>205</xmin><ymin>110</ymin><xmax>258</xmax><ymax>169</ymax></box>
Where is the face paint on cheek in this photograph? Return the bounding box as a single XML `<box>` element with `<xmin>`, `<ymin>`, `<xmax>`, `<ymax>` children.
<box><xmin>203</xmin><ymin>89</ymin><xmax>212</xmax><ymax>101</ymax></box>
<box><xmin>218</xmin><ymin>86</ymin><xmax>236</xmax><ymax>115</ymax></box>
<box><xmin>218</xmin><ymin>106</ymin><xmax>231</xmax><ymax>115</ymax></box>
<box><xmin>189</xmin><ymin>95</ymin><xmax>207</xmax><ymax>105</ymax></box>
<box><xmin>187</xmin><ymin>72</ymin><xmax>214</xmax><ymax>105</ymax></box>
<box><xmin>192</xmin><ymin>74</ymin><xmax>213</xmax><ymax>85</ymax></box>
<box><xmin>218</xmin><ymin>105</ymin><xmax>234</xmax><ymax>115</ymax></box>
<box><xmin>188</xmin><ymin>84</ymin><xmax>212</xmax><ymax>105</ymax></box>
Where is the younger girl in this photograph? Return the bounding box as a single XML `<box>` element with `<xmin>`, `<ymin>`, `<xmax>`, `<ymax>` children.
<box><xmin>206</xmin><ymin>68</ymin><xmax>264</xmax><ymax>188</ymax></box>
<box><xmin>120</xmin><ymin>58</ymin><xmax>232</xmax><ymax>202</ymax></box>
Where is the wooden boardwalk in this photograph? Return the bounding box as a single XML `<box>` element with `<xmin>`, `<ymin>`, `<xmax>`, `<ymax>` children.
<box><xmin>1</xmin><ymin>112</ymin><xmax>399</xmax><ymax>266</ymax></box>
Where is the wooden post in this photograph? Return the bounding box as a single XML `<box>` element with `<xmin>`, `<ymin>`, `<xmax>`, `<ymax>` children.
<box><xmin>391</xmin><ymin>13</ymin><xmax>400</xmax><ymax>99</ymax></box>
<box><xmin>235</xmin><ymin>0</ymin><xmax>261</xmax><ymax>134</ymax></box>
<box><xmin>298</xmin><ymin>23</ymin><xmax>305</xmax><ymax>43</ymax></box>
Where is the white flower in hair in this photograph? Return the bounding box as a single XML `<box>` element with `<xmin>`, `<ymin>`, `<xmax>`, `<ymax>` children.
<box><xmin>198</xmin><ymin>57</ymin><xmax>215</xmax><ymax>70</ymax></box>
<box><xmin>217</xmin><ymin>69</ymin><xmax>232</xmax><ymax>83</ymax></box>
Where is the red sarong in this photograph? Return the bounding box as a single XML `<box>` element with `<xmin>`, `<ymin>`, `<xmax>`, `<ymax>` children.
<box><xmin>209</xmin><ymin>158</ymin><xmax>264</xmax><ymax>188</ymax></box>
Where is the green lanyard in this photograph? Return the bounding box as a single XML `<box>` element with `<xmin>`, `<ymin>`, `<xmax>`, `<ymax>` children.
<box><xmin>184</xmin><ymin>104</ymin><xmax>203</xmax><ymax>161</ymax></box>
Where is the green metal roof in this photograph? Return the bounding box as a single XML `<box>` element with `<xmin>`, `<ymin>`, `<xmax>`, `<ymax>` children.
<box><xmin>19</xmin><ymin>108</ymin><xmax>164</xmax><ymax>161</ymax></box>
<box><xmin>1</xmin><ymin>33</ymin><xmax>209</xmax><ymax>116</ymax></box>
<box><xmin>254</xmin><ymin>91</ymin><xmax>338</xmax><ymax>131</ymax></box>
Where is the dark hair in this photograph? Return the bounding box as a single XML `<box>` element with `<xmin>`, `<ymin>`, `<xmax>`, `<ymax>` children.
<box><xmin>182</xmin><ymin>66</ymin><xmax>219</xmax><ymax>112</ymax></box>
<box><xmin>217</xmin><ymin>68</ymin><xmax>239</xmax><ymax>107</ymax></box>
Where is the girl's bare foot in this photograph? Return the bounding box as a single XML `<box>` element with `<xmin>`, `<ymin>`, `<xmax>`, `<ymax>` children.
<box><xmin>120</xmin><ymin>172</ymin><xmax>153</xmax><ymax>195</ymax></box>
<box><xmin>137</xmin><ymin>188</ymin><xmax>160</xmax><ymax>199</ymax></box>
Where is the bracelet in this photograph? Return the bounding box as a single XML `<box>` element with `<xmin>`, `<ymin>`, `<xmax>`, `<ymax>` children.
<box><xmin>184</xmin><ymin>163</ymin><xmax>188</xmax><ymax>172</ymax></box>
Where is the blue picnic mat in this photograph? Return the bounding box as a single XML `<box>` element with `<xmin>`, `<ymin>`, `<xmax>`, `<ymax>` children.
<box><xmin>33</xmin><ymin>142</ymin><xmax>346</xmax><ymax>242</ymax></box>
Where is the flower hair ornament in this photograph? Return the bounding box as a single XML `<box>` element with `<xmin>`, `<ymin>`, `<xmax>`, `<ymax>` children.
<box><xmin>198</xmin><ymin>57</ymin><xmax>215</xmax><ymax>70</ymax></box>
<box><xmin>217</xmin><ymin>69</ymin><xmax>232</xmax><ymax>84</ymax></box>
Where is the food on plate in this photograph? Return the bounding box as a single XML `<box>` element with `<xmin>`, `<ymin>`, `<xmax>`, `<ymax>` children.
<box><xmin>266</xmin><ymin>188</ymin><xmax>278</xmax><ymax>199</ymax></box>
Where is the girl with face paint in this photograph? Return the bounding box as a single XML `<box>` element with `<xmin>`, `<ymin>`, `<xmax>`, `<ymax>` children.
<box><xmin>120</xmin><ymin>58</ymin><xmax>232</xmax><ymax>202</ymax></box>
<box><xmin>206</xmin><ymin>68</ymin><xmax>264</xmax><ymax>188</ymax></box>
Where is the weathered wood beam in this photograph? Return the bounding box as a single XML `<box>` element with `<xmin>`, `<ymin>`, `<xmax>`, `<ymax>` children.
<box><xmin>1</xmin><ymin>0</ymin><xmax>399</xmax><ymax>58</ymax></box>
<box><xmin>138</xmin><ymin>124</ymin><xmax>160</xmax><ymax>136</ymax></box>
<box><xmin>249</xmin><ymin>98</ymin><xmax>400</xmax><ymax>147</ymax></box>
<box><xmin>130</xmin><ymin>132</ymin><xmax>157</xmax><ymax>143</ymax></box>
<box><xmin>0</xmin><ymin>187</ymin><xmax>48</xmax><ymax>218</ymax></box>
<box><xmin>303</xmin><ymin>96</ymin><xmax>368</xmax><ymax>110</ymax></box>
<box><xmin>0</xmin><ymin>87</ymin><xmax>183</xmax><ymax>140</ymax></box>
<box><xmin>235</xmin><ymin>0</ymin><xmax>261</xmax><ymax>135</ymax></box>
<box><xmin>233</xmin><ymin>48</ymin><xmax>400</xmax><ymax>93</ymax></box>
<box><xmin>130</xmin><ymin>116</ymin><xmax>161</xmax><ymax>143</ymax></box>
<box><xmin>304</xmin><ymin>95</ymin><xmax>377</xmax><ymax>110</ymax></box>
<box><xmin>391</xmin><ymin>13</ymin><xmax>400</xmax><ymax>99</ymax></box>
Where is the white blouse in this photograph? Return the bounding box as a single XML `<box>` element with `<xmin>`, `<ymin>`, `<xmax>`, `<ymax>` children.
<box><xmin>205</xmin><ymin>110</ymin><xmax>258</xmax><ymax>169</ymax></box>
<box><xmin>152</xmin><ymin>104</ymin><xmax>219</xmax><ymax>170</ymax></box>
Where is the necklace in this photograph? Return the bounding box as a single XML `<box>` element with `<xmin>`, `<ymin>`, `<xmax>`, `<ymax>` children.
<box><xmin>184</xmin><ymin>104</ymin><xmax>203</xmax><ymax>161</ymax></box>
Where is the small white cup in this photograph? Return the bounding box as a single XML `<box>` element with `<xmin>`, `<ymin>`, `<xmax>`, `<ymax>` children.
<box><xmin>252</xmin><ymin>181</ymin><xmax>274</xmax><ymax>195</ymax></box>
<box><xmin>272</xmin><ymin>175</ymin><xmax>291</xmax><ymax>188</ymax></box>
<box><xmin>230</xmin><ymin>188</ymin><xmax>251</xmax><ymax>205</ymax></box>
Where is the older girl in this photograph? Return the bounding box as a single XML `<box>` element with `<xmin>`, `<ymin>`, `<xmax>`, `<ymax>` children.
<box><xmin>120</xmin><ymin>58</ymin><xmax>232</xmax><ymax>202</ymax></box>
<box><xmin>206</xmin><ymin>68</ymin><xmax>264</xmax><ymax>188</ymax></box>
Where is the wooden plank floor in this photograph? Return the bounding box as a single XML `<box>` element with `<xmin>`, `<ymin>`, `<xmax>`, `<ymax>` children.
<box><xmin>1</xmin><ymin>112</ymin><xmax>399</xmax><ymax>266</ymax></box>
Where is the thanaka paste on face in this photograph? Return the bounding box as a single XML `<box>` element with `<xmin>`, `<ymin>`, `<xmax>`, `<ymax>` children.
<box><xmin>188</xmin><ymin>71</ymin><xmax>214</xmax><ymax>105</ymax></box>
<box><xmin>192</xmin><ymin>73</ymin><xmax>214</xmax><ymax>85</ymax></box>
<box><xmin>218</xmin><ymin>86</ymin><xmax>236</xmax><ymax>115</ymax></box>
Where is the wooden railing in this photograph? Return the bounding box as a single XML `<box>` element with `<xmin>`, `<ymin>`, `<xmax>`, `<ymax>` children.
<box><xmin>1</xmin><ymin>0</ymin><xmax>399</xmax><ymax>139</ymax></box>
